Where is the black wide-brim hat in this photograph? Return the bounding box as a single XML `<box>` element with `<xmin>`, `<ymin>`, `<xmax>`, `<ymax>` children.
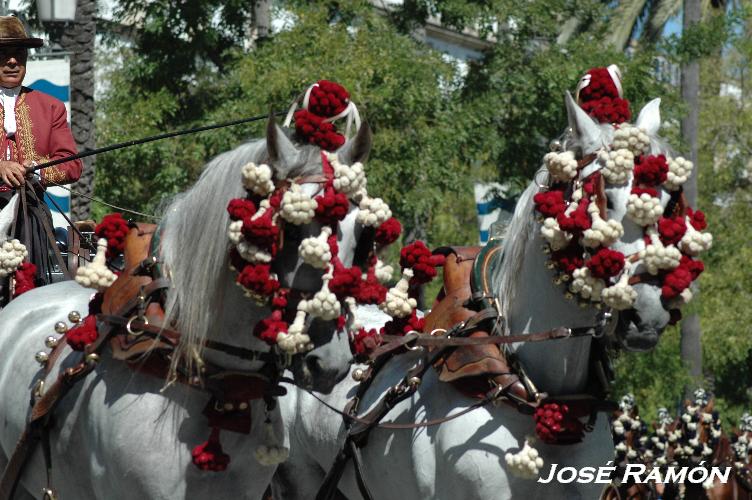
<box><xmin>0</xmin><ymin>16</ymin><xmax>43</xmax><ymax>48</ymax></box>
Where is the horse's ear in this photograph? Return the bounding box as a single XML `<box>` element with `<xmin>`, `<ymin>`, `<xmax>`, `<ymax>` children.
<box><xmin>337</xmin><ymin>121</ymin><xmax>372</xmax><ymax>165</ymax></box>
<box><xmin>266</xmin><ymin>109</ymin><xmax>299</xmax><ymax>166</ymax></box>
<box><xmin>635</xmin><ymin>98</ymin><xmax>661</xmax><ymax>136</ymax></box>
<box><xmin>564</xmin><ymin>91</ymin><xmax>604</xmax><ymax>155</ymax></box>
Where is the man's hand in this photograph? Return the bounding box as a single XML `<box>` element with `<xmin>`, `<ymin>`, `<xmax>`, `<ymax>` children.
<box><xmin>0</xmin><ymin>160</ymin><xmax>26</xmax><ymax>187</ymax></box>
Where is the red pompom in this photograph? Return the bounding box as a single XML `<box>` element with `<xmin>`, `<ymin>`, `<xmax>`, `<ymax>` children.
<box><xmin>354</xmin><ymin>267</ymin><xmax>387</xmax><ymax>304</ymax></box>
<box><xmin>661</xmin><ymin>266</ymin><xmax>693</xmax><ymax>300</ymax></box>
<box><xmin>12</xmin><ymin>261</ymin><xmax>36</xmax><ymax>297</ymax></box>
<box><xmin>399</xmin><ymin>241</ymin><xmax>443</xmax><ymax>286</ymax></box>
<box><xmin>580</xmin><ymin>97</ymin><xmax>631</xmax><ymax>124</ymax></box>
<box><xmin>534</xmin><ymin>190</ymin><xmax>567</xmax><ymax>218</ymax></box>
<box><xmin>534</xmin><ymin>402</ymin><xmax>584</xmax><ymax>444</ymax></box>
<box><xmin>95</xmin><ymin>213</ymin><xmax>129</xmax><ymax>258</ymax></box>
<box><xmin>253</xmin><ymin>310</ymin><xmax>288</xmax><ymax>345</ymax></box>
<box><xmin>294</xmin><ymin>110</ymin><xmax>346</xmax><ymax>152</ymax></box>
<box><xmin>352</xmin><ymin>328</ymin><xmax>382</xmax><ymax>357</ymax></box>
<box><xmin>633</xmin><ymin>155</ymin><xmax>668</xmax><ymax>186</ymax></box>
<box><xmin>192</xmin><ymin>427</ymin><xmax>230</xmax><ymax>472</ymax></box>
<box><xmin>271</xmin><ymin>289</ymin><xmax>289</xmax><ymax>310</ymax></box>
<box><xmin>680</xmin><ymin>255</ymin><xmax>704</xmax><ymax>280</ymax></box>
<box><xmin>329</xmin><ymin>263</ymin><xmax>362</xmax><ymax>300</ymax></box>
<box><xmin>631</xmin><ymin>186</ymin><xmax>659</xmax><ymax>198</ymax></box>
<box><xmin>241</xmin><ymin>209</ymin><xmax>279</xmax><ymax>248</ymax></box>
<box><xmin>66</xmin><ymin>315</ymin><xmax>99</xmax><ymax>351</ymax></box>
<box><xmin>236</xmin><ymin>264</ymin><xmax>280</xmax><ymax>296</ymax></box>
<box><xmin>381</xmin><ymin>310</ymin><xmax>425</xmax><ymax>336</ymax></box>
<box><xmin>557</xmin><ymin>198</ymin><xmax>591</xmax><ymax>234</ymax></box>
<box><xmin>586</xmin><ymin>248</ymin><xmax>625</xmax><ymax>279</ymax></box>
<box><xmin>315</xmin><ymin>185</ymin><xmax>350</xmax><ymax>225</ymax></box>
<box><xmin>550</xmin><ymin>244</ymin><xmax>585</xmax><ymax>274</ymax></box>
<box><xmin>375</xmin><ymin>218</ymin><xmax>402</xmax><ymax>246</ymax></box>
<box><xmin>657</xmin><ymin>216</ymin><xmax>687</xmax><ymax>246</ymax></box>
<box><xmin>227</xmin><ymin>198</ymin><xmax>256</xmax><ymax>221</ymax></box>
<box><xmin>308</xmin><ymin>80</ymin><xmax>350</xmax><ymax>118</ymax></box>
<box><xmin>687</xmin><ymin>208</ymin><xmax>707</xmax><ymax>230</ymax></box>
<box><xmin>579</xmin><ymin>68</ymin><xmax>620</xmax><ymax>101</ymax></box>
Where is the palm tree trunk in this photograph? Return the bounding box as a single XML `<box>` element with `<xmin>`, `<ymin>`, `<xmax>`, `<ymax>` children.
<box><xmin>60</xmin><ymin>0</ymin><xmax>96</xmax><ymax>220</ymax></box>
<box><xmin>680</xmin><ymin>0</ymin><xmax>702</xmax><ymax>388</ymax></box>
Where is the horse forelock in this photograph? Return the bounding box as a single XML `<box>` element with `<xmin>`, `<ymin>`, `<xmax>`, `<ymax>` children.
<box><xmin>159</xmin><ymin>138</ymin><xmax>326</xmax><ymax>381</ymax></box>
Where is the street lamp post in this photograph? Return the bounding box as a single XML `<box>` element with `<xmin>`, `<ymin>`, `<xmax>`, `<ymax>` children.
<box><xmin>36</xmin><ymin>0</ymin><xmax>76</xmax><ymax>23</ymax></box>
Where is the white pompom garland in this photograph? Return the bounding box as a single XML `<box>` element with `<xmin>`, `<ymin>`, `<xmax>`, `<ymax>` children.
<box><xmin>505</xmin><ymin>439</ymin><xmax>545</xmax><ymax>480</ymax></box>
<box><xmin>626</xmin><ymin>191</ymin><xmax>663</xmax><ymax>226</ymax></box>
<box><xmin>380</xmin><ymin>268</ymin><xmax>417</xmax><ymax>318</ymax></box>
<box><xmin>612</xmin><ymin>125</ymin><xmax>650</xmax><ymax>156</ymax></box>
<box><xmin>543</xmin><ymin>150</ymin><xmax>578</xmax><ymax>182</ymax></box>
<box><xmin>598</xmin><ymin>148</ymin><xmax>634</xmax><ymax>185</ymax></box>
<box><xmin>74</xmin><ymin>238</ymin><xmax>118</xmax><ymax>291</ymax></box>
<box><xmin>582</xmin><ymin>202</ymin><xmax>624</xmax><ymax>248</ymax></box>
<box><xmin>0</xmin><ymin>238</ymin><xmax>27</xmax><ymax>278</ymax></box>
<box><xmin>679</xmin><ymin>217</ymin><xmax>712</xmax><ymax>256</ymax></box>
<box><xmin>664</xmin><ymin>156</ymin><xmax>693</xmax><ymax>191</ymax></box>
<box><xmin>241</xmin><ymin>162</ymin><xmax>275</xmax><ymax>196</ymax></box>
<box><xmin>279</xmin><ymin>184</ymin><xmax>317</xmax><ymax>225</ymax></box>
<box><xmin>299</xmin><ymin>226</ymin><xmax>333</xmax><ymax>269</ymax></box>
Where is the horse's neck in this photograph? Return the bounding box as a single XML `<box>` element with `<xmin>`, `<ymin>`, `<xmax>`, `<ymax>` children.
<box><xmin>505</xmin><ymin>231</ymin><xmax>599</xmax><ymax>395</ymax></box>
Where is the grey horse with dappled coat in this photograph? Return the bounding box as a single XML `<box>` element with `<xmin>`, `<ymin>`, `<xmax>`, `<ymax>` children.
<box><xmin>273</xmin><ymin>95</ymin><xmax>685</xmax><ymax>500</ymax></box>
<box><xmin>0</xmin><ymin>117</ymin><xmax>370</xmax><ymax>500</ymax></box>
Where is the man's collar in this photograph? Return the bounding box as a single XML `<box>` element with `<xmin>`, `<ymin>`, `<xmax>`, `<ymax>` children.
<box><xmin>0</xmin><ymin>85</ymin><xmax>21</xmax><ymax>97</ymax></box>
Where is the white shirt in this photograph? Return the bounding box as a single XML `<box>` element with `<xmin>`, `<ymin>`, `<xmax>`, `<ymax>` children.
<box><xmin>0</xmin><ymin>85</ymin><xmax>21</xmax><ymax>137</ymax></box>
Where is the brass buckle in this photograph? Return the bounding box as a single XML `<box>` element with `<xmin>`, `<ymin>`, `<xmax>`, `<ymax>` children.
<box><xmin>126</xmin><ymin>315</ymin><xmax>148</xmax><ymax>336</ymax></box>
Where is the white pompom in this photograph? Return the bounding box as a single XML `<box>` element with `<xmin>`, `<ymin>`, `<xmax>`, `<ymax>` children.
<box><xmin>330</xmin><ymin>154</ymin><xmax>367</xmax><ymax>196</ymax></box>
<box><xmin>639</xmin><ymin>230</ymin><xmax>681</xmax><ymax>274</ymax></box>
<box><xmin>375</xmin><ymin>259</ymin><xmax>393</xmax><ymax>284</ymax></box>
<box><xmin>241</xmin><ymin>162</ymin><xmax>275</xmax><ymax>196</ymax></box>
<box><xmin>598</xmin><ymin>148</ymin><xmax>634</xmax><ymax>185</ymax></box>
<box><xmin>540</xmin><ymin>217</ymin><xmax>571</xmax><ymax>251</ymax></box>
<box><xmin>279</xmin><ymin>184</ymin><xmax>317</xmax><ymax>225</ymax></box>
<box><xmin>543</xmin><ymin>151</ymin><xmax>578</xmax><ymax>182</ymax></box>
<box><xmin>75</xmin><ymin>238</ymin><xmax>118</xmax><ymax>291</ymax></box>
<box><xmin>254</xmin><ymin>421</ymin><xmax>290</xmax><ymax>466</ymax></box>
<box><xmin>664</xmin><ymin>156</ymin><xmax>693</xmax><ymax>191</ymax></box>
<box><xmin>612</xmin><ymin>125</ymin><xmax>650</xmax><ymax>156</ymax></box>
<box><xmin>299</xmin><ymin>227</ymin><xmax>333</xmax><ymax>269</ymax></box>
<box><xmin>379</xmin><ymin>268</ymin><xmax>417</xmax><ymax>318</ymax></box>
<box><xmin>0</xmin><ymin>238</ymin><xmax>27</xmax><ymax>278</ymax></box>
<box><xmin>626</xmin><ymin>192</ymin><xmax>663</xmax><ymax>226</ymax></box>
<box><xmin>504</xmin><ymin>440</ymin><xmax>544</xmax><ymax>480</ymax></box>
<box><xmin>227</xmin><ymin>219</ymin><xmax>243</xmax><ymax>245</ymax></box>
<box><xmin>357</xmin><ymin>196</ymin><xmax>392</xmax><ymax>227</ymax></box>
<box><xmin>602</xmin><ymin>266</ymin><xmax>637</xmax><ymax>310</ymax></box>
<box><xmin>307</xmin><ymin>267</ymin><xmax>341</xmax><ymax>321</ymax></box>
<box><xmin>569</xmin><ymin>267</ymin><xmax>605</xmax><ymax>301</ymax></box>
<box><xmin>277</xmin><ymin>306</ymin><xmax>312</xmax><ymax>354</ymax></box>
<box><xmin>582</xmin><ymin>202</ymin><xmax>624</xmax><ymax>248</ymax></box>
<box><xmin>236</xmin><ymin>241</ymin><xmax>272</xmax><ymax>264</ymax></box>
<box><xmin>679</xmin><ymin>217</ymin><xmax>712</xmax><ymax>256</ymax></box>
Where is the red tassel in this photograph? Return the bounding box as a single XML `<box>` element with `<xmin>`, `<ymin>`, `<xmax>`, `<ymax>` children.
<box><xmin>191</xmin><ymin>427</ymin><xmax>230</xmax><ymax>472</ymax></box>
<box><xmin>95</xmin><ymin>213</ymin><xmax>129</xmax><ymax>258</ymax></box>
<box><xmin>12</xmin><ymin>261</ymin><xmax>36</xmax><ymax>297</ymax></box>
<box><xmin>66</xmin><ymin>315</ymin><xmax>99</xmax><ymax>351</ymax></box>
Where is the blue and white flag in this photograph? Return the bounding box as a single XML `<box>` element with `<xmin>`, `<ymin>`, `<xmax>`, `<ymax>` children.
<box><xmin>26</xmin><ymin>56</ymin><xmax>72</xmax><ymax>229</ymax></box>
<box><xmin>474</xmin><ymin>182</ymin><xmax>516</xmax><ymax>245</ymax></box>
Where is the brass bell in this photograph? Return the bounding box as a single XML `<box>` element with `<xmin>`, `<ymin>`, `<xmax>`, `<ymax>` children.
<box><xmin>549</xmin><ymin>139</ymin><xmax>563</xmax><ymax>152</ymax></box>
<box><xmin>541</xmin><ymin>245</ymin><xmax>551</xmax><ymax>254</ymax></box>
<box><xmin>564</xmin><ymin>292</ymin><xmax>574</xmax><ymax>300</ymax></box>
<box><xmin>408</xmin><ymin>376</ymin><xmax>421</xmax><ymax>389</ymax></box>
<box><xmin>41</xmin><ymin>488</ymin><xmax>58</xmax><ymax>500</ymax></box>
<box><xmin>561</xmin><ymin>274</ymin><xmax>571</xmax><ymax>282</ymax></box>
<box><xmin>352</xmin><ymin>368</ymin><xmax>366</xmax><ymax>382</ymax></box>
<box><xmin>553</xmin><ymin>276</ymin><xmax>563</xmax><ymax>285</ymax></box>
<box><xmin>68</xmin><ymin>310</ymin><xmax>82</xmax><ymax>323</ymax></box>
<box><xmin>239</xmin><ymin>402</ymin><xmax>249</xmax><ymax>411</ymax></box>
<box><xmin>54</xmin><ymin>321</ymin><xmax>68</xmax><ymax>334</ymax></box>
<box><xmin>545</xmin><ymin>261</ymin><xmax>556</xmax><ymax>270</ymax></box>
<box><xmin>35</xmin><ymin>351</ymin><xmax>49</xmax><ymax>365</ymax></box>
<box><xmin>85</xmin><ymin>353</ymin><xmax>100</xmax><ymax>364</ymax></box>
<box><xmin>223</xmin><ymin>402</ymin><xmax>235</xmax><ymax>411</ymax></box>
<box><xmin>45</xmin><ymin>336</ymin><xmax>60</xmax><ymax>349</ymax></box>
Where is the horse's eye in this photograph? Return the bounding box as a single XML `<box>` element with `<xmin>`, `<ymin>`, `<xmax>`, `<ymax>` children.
<box><xmin>606</xmin><ymin>198</ymin><xmax>614</xmax><ymax>210</ymax></box>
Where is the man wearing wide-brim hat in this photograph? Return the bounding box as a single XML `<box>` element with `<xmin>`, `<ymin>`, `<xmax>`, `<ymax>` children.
<box><xmin>0</xmin><ymin>16</ymin><xmax>83</xmax><ymax>294</ymax></box>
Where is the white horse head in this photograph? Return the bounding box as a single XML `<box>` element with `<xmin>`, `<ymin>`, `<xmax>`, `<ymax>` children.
<box><xmin>159</xmin><ymin>115</ymin><xmax>372</xmax><ymax>393</ymax></box>
<box><xmin>494</xmin><ymin>92</ymin><xmax>707</xmax><ymax>394</ymax></box>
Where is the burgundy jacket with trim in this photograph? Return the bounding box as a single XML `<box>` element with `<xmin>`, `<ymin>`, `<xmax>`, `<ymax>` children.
<box><xmin>0</xmin><ymin>86</ymin><xmax>82</xmax><ymax>192</ymax></box>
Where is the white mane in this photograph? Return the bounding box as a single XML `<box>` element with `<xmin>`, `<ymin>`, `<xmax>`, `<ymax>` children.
<box><xmin>158</xmin><ymin>138</ymin><xmax>323</xmax><ymax>378</ymax></box>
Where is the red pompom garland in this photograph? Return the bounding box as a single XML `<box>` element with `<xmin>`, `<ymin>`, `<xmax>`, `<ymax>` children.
<box><xmin>556</xmin><ymin>199</ymin><xmax>592</xmax><ymax>234</ymax></box>
<box><xmin>534</xmin><ymin>190</ymin><xmax>567</xmax><ymax>218</ymax></box>
<box><xmin>352</xmin><ymin>328</ymin><xmax>382</xmax><ymax>357</ymax></box>
<box><xmin>657</xmin><ymin>216</ymin><xmax>687</xmax><ymax>246</ymax></box>
<box><xmin>308</xmin><ymin>80</ymin><xmax>350</xmax><ymax>118</ymax></box>
<box><xmin>399</xmin><ymin>241</ymin><xmax>443</xmax><ymax>286</ymax></box>
<box><xmin>315</xmin><ymin>185</ymin><xmax>350</xmax><ymax>225</ymax></box>
<box><xmin>253</xmin><ymin>310</ymin><xmax>289</xmax><ymax>345</ymax></box>
<box><xmin>236</xmin><ymin>264</ymin><xmax>280</xmax><ymax>297</ymax></box>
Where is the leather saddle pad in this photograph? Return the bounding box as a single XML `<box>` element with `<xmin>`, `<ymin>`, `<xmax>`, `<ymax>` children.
<box><xmin>426</xmin><ymin>245</ymin><xmax>510</xmax><ymax>384</ymax></box>
<box><xmin>101</xmin><ymin>223</ymin><xmax>172</xmax><ymax>361</ymax></box>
